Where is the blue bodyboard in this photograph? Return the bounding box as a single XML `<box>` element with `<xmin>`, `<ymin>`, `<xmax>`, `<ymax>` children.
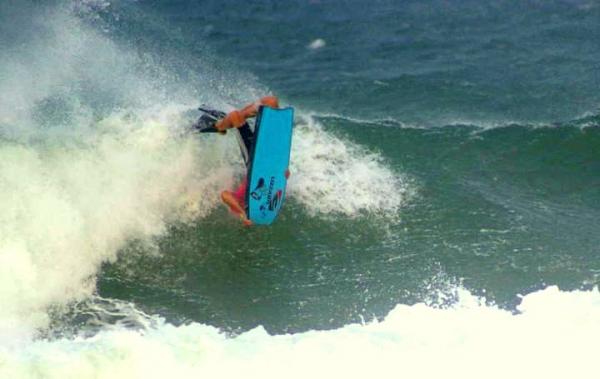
<box><xmin>246</xmin><ymin>106</ymin><xmax>294</xmax><ymax>225</ymax></box>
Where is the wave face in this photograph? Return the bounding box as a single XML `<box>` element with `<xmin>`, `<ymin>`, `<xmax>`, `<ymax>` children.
<box><xmin>0</xmin><ymin>0</ymin><xmax>598</xmax><ymax>377</ymax></box>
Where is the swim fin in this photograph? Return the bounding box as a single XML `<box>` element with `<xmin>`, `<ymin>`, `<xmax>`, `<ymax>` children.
<box><xmin>192</xmin><ymin>106</ymin><xmax>226</xmax><ymax>133</ymax></box>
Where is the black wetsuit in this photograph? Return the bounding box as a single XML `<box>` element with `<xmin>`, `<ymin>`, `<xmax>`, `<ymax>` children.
<box><xmin>236</xmin><ymin>122</ymin><xmax>255</xmax><ymax>168</ymax></box>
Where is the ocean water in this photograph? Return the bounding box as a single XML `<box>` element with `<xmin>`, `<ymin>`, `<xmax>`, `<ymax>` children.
<box><xmin>1</xmin><ymin>0</ymin><xmax>599</xmax><ymax>377</ymax></box>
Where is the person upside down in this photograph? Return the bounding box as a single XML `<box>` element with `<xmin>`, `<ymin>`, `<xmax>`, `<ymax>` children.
<box><xmin>193</xmin><ymin>96</ymin><xmax>288</xmax><ymax>226</ymax></box>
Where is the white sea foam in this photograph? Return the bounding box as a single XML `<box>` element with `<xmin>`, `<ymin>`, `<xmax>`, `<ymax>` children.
<box><xmin>0</xmin><ymin>5</ymin><xmax>237</xmax><ymax>338</ymax></box>
<box><xmin>288</xmin><ymin>114</ymin><xmax>412</xmax><ymax>217</ymax></box>
<box><xmin>0</xmin><ymin>108</ymin><xmax>237</xmax><ymax>342</ymax></box>
<box><xmin>1</xmin><ymin>286</ymin><xmax>598</xmax><ymax>379</ymax></box>
<box><xmin>307</xmin><ymin>38</ymin><xmax>326</xmax><ymax>50</ymax></box>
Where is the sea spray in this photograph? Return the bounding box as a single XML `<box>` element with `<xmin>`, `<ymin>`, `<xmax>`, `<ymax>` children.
<box><xmin>0</xmin><ymin>109</ymin><xmax>234</xmax><ymax>342</ymax></box>
<box><xmin>289</xmin><ymin>114</ymin><xmax>412</xmax><ymax>218</ymax></box>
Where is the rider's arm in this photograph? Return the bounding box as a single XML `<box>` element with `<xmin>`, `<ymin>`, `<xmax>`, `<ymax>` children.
<box><xmin>215</xmin><ymin>96</ymin><xmax>279</xmax><ymax>132</ymax></box>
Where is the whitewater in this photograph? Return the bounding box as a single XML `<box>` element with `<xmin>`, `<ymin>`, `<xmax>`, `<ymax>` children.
<box><xmin>1</xmin><ymin>287</ymin><xmax>599</xmax><ymax>379</ymax></box>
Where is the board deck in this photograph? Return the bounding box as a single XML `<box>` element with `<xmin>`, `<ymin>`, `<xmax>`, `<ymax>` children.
<box><xmin>246</xmin><ymin>106</ymin><xmax>294</xmax><ymax>225</ymax></box>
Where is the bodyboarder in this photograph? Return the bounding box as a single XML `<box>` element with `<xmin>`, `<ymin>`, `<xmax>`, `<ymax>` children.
<box><xmin>192</xmin><ymin>96</ymin><xmax>287</xmax><ymax>226</ymax></box>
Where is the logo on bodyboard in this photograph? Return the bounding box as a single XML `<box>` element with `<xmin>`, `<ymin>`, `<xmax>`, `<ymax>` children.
<box><xmin>251</xmin><ymin>178</ymin><xmax>267</xmax><ymax>200</ymax></box>
<box><xmin>259</xmin><ymin>189</ymin><xmax>282</xmax><ymax>215</ymax></box>
<box><xmin>256</xmin><ymin>176</ymin><xmax>283</xmax><ymax>217</ymax></box>
<box><xmin>269</xmin><ymin>190</ymin><xmax>282</xmax><ymax>211</ymax></box>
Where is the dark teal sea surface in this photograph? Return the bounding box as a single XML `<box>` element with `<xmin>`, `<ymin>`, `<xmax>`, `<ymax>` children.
<box><xmin>0</xmin><ymin>1</ymin><xmax>599</xmax><ymax>377</ymax></box>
